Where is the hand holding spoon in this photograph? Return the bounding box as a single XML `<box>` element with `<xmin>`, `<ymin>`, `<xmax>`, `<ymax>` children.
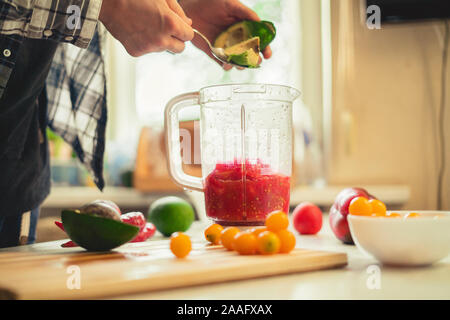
<box><xmin>193</xmin><ymin>29</ymin><xmax>257</xmax><ymax>69</ymax></box>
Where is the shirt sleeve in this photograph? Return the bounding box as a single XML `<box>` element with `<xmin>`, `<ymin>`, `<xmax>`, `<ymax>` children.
<box><xmin>0</xmin><ymin>0</ymin><xmax>103</xmax><ymax>48</ymax></box>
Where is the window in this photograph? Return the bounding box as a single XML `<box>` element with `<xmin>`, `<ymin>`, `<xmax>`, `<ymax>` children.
<box><xmin>135</xmin><ymin>0</ymin><xmax>301</xmax><ymax>126</ymax></box>
<box><xmin>105</xmin><ymin>0</ymin><xmax>332</xmax><ymax>187</ymax></box>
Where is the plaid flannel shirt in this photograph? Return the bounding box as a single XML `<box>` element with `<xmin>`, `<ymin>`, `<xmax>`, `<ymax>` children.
<box><xmin>0</xmin><ymin>0</ymin><xmax>107</xmax><ymax>190</ymax></box>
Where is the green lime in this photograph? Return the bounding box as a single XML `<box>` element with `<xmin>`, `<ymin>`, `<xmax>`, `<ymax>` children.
<box><xmin>61</xmin><ymin>210</ymin><xmax>139</xmax><ymax>251</ymax></box>
<box><xmin>148</xmin><ymin>197</ymin><xmax>195</xmax><ymax>237</ymax></box>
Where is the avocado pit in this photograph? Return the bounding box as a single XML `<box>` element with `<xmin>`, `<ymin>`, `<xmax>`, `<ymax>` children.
<box><xmin>79</xmin><ymin>200</ymin><xmax>121</xmax><ymax>221</ymax></box>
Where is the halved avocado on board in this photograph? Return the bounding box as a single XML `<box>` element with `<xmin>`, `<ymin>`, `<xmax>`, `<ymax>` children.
<box><xmin>61</xmin><ymin>210</ymin><xmax>139</xmax><ymax>251</ymax></box>
<box><xmin>214</xmin><ymin>20</ymin><xmax>276</xmax><ymax>51</ymax></box>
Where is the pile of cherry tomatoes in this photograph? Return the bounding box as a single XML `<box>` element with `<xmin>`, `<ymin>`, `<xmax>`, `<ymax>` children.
<box><xmin>348</xmin><ymin>197</ymin><xmax>420</xmax><ymax>219</ymax></box>
<box><xmin>170</xmin><ymin>211</ymin><xmax>297</xmax><ymax>258</ymax></box>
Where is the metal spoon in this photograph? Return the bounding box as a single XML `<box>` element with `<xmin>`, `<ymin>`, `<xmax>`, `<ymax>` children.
<box><xmin>193</xmin><ymin>29</ymin><xmax>257</xmax><ymax>69</ymax></box>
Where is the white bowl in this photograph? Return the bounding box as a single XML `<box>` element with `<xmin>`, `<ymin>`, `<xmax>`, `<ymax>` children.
<box><xmin>348</xmin><ymin>211</ymin><xmax>450</xmax><ymax>266</ymax></box>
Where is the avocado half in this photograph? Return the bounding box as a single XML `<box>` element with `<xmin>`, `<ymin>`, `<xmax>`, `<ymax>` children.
<box><xmin>214</xmin><ymin>20</ymin><xmax>276</xmax><ymax>51</ymax></box>
<box><xmin>224</xmin><ymin>37</ymin><xmax>261</xmax><ymax>68</ymax></box>
<box><xmin>61</xmin><ymin>210</ymin><xmax>139</xmax><ymax>251</ymax></box>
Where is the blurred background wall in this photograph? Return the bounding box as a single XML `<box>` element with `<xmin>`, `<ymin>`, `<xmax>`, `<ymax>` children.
<box><xmin>329</xmin><ymin>0</ymin><xmax>450</xmax><ymax>210</ymax></box>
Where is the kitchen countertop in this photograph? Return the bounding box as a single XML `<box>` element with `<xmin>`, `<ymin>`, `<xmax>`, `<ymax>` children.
<box><xmin>2</xmin><ymin>214</ymin><xmax>448</xmax><ymax>300</ymax></box>
<box><xmin>42</xmin><ymin>185</ymin><xmax>410</xmax><ymax>209</ymax></box>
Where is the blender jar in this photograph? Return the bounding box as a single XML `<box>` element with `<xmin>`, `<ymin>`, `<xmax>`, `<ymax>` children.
<box><xmin>165</xmin><ymin>84</ymin><xmax>300</xmax><ymax>226</ymax></box>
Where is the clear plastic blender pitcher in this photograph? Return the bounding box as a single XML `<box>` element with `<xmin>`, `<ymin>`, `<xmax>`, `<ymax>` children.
<box><xmin>165</xmin><ymin>84</ymin><xmax>300</xmax><ymax>226</ymax></box>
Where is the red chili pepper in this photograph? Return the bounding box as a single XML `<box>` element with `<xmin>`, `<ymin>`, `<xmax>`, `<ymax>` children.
<box><xmin>120</xmin><ymin>212</ymin><xmax>146</xmax><ymax>230</ymax></box>
<box><xmin>61</xmin><ymin>240</ymin><xmax>78</xmax><ymax>247</ymax></box>
<box><xmin>130</xmin><ymin>223</ymin><xmax>156</xmax><ymax>242</ymax></box>
<box><xmin>55</xmin><ymin>221</ymin><xmax>78</xmax><ymax>247</ymax></box>
<box><xmin>54</xmin><ymin>220</ymin><xmax>65</xmax><ymax>231</ymax></box>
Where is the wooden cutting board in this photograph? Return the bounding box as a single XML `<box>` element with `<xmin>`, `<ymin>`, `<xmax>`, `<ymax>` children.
<box><xmin>0</xmin><ymin>239</ymin><xmax>347</xmax><ymax>300</ymax></box>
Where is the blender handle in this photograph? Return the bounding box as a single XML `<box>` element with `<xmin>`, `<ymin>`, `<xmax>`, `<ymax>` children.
<box><xmin>164</xmin><ymin>92</ymin><xmax>204</xmax><ymax>192</ymax></box>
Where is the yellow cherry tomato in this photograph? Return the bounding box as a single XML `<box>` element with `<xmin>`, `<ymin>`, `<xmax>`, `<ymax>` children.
<box><xmin>233</xmin><ymin>231</ymin><xmax>257</xmax><ymax>255</ymax></box>
<box><xmin>276</xmin><ymin>229</ymin><xmax>296</xmax><ymax>253</ymax></box>
<box><xmin>204</xmin><ymin>224</ymin><xmax>224</xmax><ymax>245</ymax></box>
<box><xmin>265</xmin><ymin>211</ymin><xmax>289</xmax><ymax>232</ymax></box>
<box><xmin>386</xmin><ymin>212</ymin><xmax>402</xmax><ymax>218</ymax></box>
<box><xmin>249</xmin><ymin>227</ymin><xmax>268</xmax><ymax>237</ymax></box>
<box><xmin>369</xmin><ymin>199</ymin><xmax>387</xmax><ymax>216</ymax></box>
<box><xmin>348</xmin><ymin>197</ymin><xmax>372</xmax><ymax>216</ymax></box>
<box><xmin>170</xmin><ymin>232</ymin><xmax>191</xmax><ymax>258</ymax></box>
<box><xmin>405</xmin><ymin>212</ymin><xmax>420</xmax><ymax>218</ymax></box>
<box><xmin>256</xmin><ymin>231</ymin><xmax>281</xmax><ymax>255</ymax></box>
<box><xmin>220</xmin><ymin>227</ymin><xmax>240</xmax><ymax>250</ymax></box>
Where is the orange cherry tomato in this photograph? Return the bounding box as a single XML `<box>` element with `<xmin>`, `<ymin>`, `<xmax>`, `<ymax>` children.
<box><xmin>220</xmin><ymin>227</ymin><xmax>240</xmax><ymax>251</ymax></box>
<box><xmin>348</xmin><ymin>197</ymin><xmax>372</xmax><ymax>216</ymax></box>
<box><xmin>276</xmin><ymin>229</ymin><xmax>296</xmax><ymax>253</ymax></box>
<box><xmin>256</xmin><ymin>231</ymin><xmax>281</xmax><ymax>255</ymax></box>
<box><xmin>170</xmin><ymin>232</ymin><xmax>191</xmax><ymax>258</ymax></box>
<box><xmin>405</xmin><ymin>212</ymin><xmax>420</xmax><ymax>218</ymax></box>
<box><xmin>204</xmin><ymin>224</ymin><xmax>224</xmax><ymax>245</ymax></box>
<box><xmin>369</xmin><ymin>199</ymin><xmax>386</xmax><ymax>216</ymax></box>
<box><xmin>249</xmin><ymin>227</ymin><xmax>268</xmax><ymax>237</ymax></box>
<box><xmin>233</xmin><ymin>231</ymin><xmax>257</xmax><ymax>255</ymax></box>
<box><xmin>265</xmin><ymin>211</ymin><xmax>289</xmax><ymax>232</ymax></box>
<box><xmin>386</xmin><ymin>212</ymin><xmax>401</xmax><ymax>218</ymax></box>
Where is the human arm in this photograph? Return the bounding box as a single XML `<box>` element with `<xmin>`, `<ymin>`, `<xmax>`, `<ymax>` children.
<box><xmin>0</xmin><ymin>0</ymin><xmax>194</xmax><ymax>55</ymax></box>
<box><xmin>99</xmin><ymin>0</ymin><xmax>194</xmax><ymax>56</ymax></box>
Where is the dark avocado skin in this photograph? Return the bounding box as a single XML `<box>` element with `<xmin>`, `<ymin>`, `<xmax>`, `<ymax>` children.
<box><xmin>245</xmin><ymin>20</ymin><xmax>276</xmax><ymax>50</ymax></box>
<box><xmin>214</xmin><ymin>20</ymin><xmax>276</xmax><ymax>52</ymax></box>
<box><xmin>61</xmin><ymin>210</ymin><xmax>139</xmax><ymax>251</ymax></box>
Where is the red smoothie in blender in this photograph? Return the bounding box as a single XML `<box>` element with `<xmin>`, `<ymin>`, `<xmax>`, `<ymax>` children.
<box><xmin>204</xmin><ymin>159</ymin><xmax>290</xmax><ymax>225</ymax></box>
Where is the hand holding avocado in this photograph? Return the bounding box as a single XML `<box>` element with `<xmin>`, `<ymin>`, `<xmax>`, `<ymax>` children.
<box><xmin>214</xmin><ymin>20</ymin><xmax>276</xmax><ymax>68</ymax></box>
<box><xmin>179</xmin><ymin>0</ymin><xmax>274</xmax><ymax>69</ymax></box>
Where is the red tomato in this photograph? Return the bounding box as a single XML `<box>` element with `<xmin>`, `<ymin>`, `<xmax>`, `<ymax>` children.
<box><xmin>292</xmin><ymin>202</ymin><xmax>323</xmax><ymax>235</ymax></box>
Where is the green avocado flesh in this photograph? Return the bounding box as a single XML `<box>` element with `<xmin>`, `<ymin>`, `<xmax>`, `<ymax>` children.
<box><xmin>224</xmin><ymin>37</ymin><xmax>260</xmax><ymax>68</ymax></box>
<box><xmin>214</xmin><ymin>20</ymin><xmax>276</xmax><ymax>51</ymax></box>
<box><xmin>61</xmin><ymin>210</ymin><xmax>139</xmax><ymax>251</ymax></box>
